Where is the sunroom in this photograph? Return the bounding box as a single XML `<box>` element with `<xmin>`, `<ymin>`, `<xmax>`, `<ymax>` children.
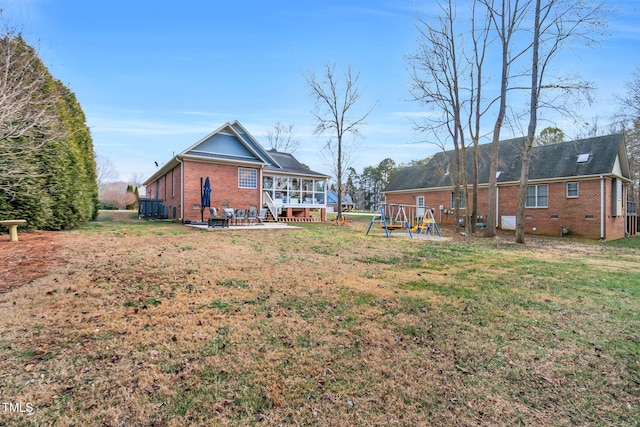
<box><xmin>262</xmin><ymin>174</ymin><xmax>328</xmax><ymax>221</ymax></box>
<box><xmin>263</xmin><ymin>175</ymin><xmax>327</xmax><ymax>206</ymax></box>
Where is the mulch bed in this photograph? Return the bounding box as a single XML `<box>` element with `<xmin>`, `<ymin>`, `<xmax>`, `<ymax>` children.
<box><xmin>0</xmin><ymin>230</ymin><xmax>63</xmax><ymax>293</ymax></box>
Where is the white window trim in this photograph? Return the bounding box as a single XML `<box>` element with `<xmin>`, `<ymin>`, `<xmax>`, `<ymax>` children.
<box><xmin>526</xmin><ymin>184</ymin><xmax>549</xmax><ymax>208</ymax></box>
<box><xmin>238</xmin><ymin>167</ymin><xmax>257</xmax><ymax>189</ymax></box>
<box><xmin>566</xmin><ymin>181</ymin><xmax>579</xmax><ymax>198</ymax></box>
<box><xmin>450</xmin><ymin>190</ymin><xmax>466</xmax><ymax>210</ymax></box>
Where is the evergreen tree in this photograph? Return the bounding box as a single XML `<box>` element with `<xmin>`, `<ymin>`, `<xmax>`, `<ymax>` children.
<box><xmin>0</xmin><ymin>34</ymin><xmax>98</xmax><ymax>229</ymax></box>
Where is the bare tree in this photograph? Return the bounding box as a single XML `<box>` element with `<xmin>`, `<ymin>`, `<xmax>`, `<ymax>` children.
<box><xmin>617</xmin><ymin>67</ymin><xmax>640</xmax><ymax>119</ymax></box>
<box><xmin>468</xmin><ymin>0</ymin><xmax>492</xmax><ymax>233</ymax></box>
<box><xmin>99</xmin><ymin>182</ymin><xmax>136</xmax><ymax>209</ymax></box>
<box><xmin>410</xmin><ymin>0</ymin><xmax>498</xmax><ymax>234</ymax></box>
<box><xmin>129</xmin><ymin>171</ymin><xmax>145</xmax><ymax>187</ymax></box>
<box><xmin>266</xmin><ymin>122</ymin><xmax>300</xmax><ymax>153</ymax></box>
<box><xmin>616</xmin><ymin>69</ymin><xmax>640</xmax><ymax>205</ymax></box>
<box><xmin>515</xmin><ymin>0</ymin><xmax>605</xmax><ymax>244</ymax></box>
<box><xmin>306</xmin><ymin>64</ymin><xmax>375</xmax><ymax>216</ymax></box>
<box><xmin>409</xmin><ymin>0</ymin><xmax>471</xmax><ymax>232</ymax></box>
<box><xmin>96</xmin><ymin>154</ymin><xmax>119</xmax><ymax>192</ymax></box>
<box><xmin>0</xmin><ymin>30</ymin><xmax>64</xmax><ymax>199</ymax></box>
<box><xmin>482</xmin><ymin>0</ymin><xmax>532</xmax><ymax>237</ymax></box>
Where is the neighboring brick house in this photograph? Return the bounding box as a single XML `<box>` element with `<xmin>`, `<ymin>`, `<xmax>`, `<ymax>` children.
<box><xmin>143</xmin><ymin>121</ymin><xmax>329</xmax><ymax>223</ymax></box>
<box><xmin>383</xmin><ymin>134</ymin><xmax>635</xmax><ymax>241</ymax></box>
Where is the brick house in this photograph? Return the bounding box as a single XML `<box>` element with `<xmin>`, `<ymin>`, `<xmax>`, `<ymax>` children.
<box><xmin>143</xmin><ymin>121</ymin><xmax>329</xmax><ymax>223</ymax></box>
<box><xmin>383</xmin><ymin>134</ymin><xmax>635</xmax><ymax>240</ymax></box>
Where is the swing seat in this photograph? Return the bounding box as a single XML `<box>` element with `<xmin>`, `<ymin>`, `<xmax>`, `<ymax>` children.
<box><xmin>382</xmin><ymin>223</ymin><xmax>406</xmax><ymax>230</ymax></box>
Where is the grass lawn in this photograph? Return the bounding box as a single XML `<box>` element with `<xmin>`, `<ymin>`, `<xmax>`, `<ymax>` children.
<box><xmin>0</xmin><ymin>212</ymin><xmax>638</xmax><ymax>426</ymax></box>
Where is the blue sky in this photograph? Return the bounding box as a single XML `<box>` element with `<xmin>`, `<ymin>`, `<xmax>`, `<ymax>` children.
<box><xmin>3</xmin><ymin>0</ymin><xmax>640</xmax><ymax>183</ymax></box>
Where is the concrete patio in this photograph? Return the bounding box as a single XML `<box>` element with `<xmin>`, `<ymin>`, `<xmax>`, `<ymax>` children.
<box><xmin>186</xmin><ymin>222</ymin><xmax>301</xmax><ymax>231</ymax></box>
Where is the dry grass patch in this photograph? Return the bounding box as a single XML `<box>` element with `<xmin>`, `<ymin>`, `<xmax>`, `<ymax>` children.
<box><xmin>0</xmin><ymin>213</ymin><xmax>638</xmax><ymax>426</ymax></box>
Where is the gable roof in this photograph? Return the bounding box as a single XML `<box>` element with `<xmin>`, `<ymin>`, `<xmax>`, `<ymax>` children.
<box><xmin>144</xmin><ymin>121</ymin><xmax>328</xmax><ymax>185</ymax></box>
<box><xmin>384</xmin><ymin>133</ymin><xmax>629</xmax><ymax>193</ymax></box>
<box><xmin>181</xmin><ymin>121</ymin><xmax>279</xmax><ymax>167</ymax></box>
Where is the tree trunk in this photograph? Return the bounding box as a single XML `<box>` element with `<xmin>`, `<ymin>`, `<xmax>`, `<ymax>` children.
<box><xmin>515</xmin><ymin>0</ymin><xmax>541</xmax><ymax>244</ymax></box>
<box><xmin>337</xmin><ymin>135</ymin><xmax>343</xmax><ymax>217</ymax></box>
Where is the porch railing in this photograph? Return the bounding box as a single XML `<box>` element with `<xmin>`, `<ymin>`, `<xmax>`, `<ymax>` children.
<box><xmin>263</xmin><ymin>191</ymin><xmax>278</xmax><ymax>221</ymax></box>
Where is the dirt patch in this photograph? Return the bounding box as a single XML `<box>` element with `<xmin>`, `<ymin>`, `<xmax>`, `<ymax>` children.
<box><xmin>0</xmin><ymin>230</ymin><xmax>63</xmax><ymax>293</ymax></box>
<box><xmin>0</xmin><ymin>212</ymin><xmax>143</xmax><ymax>292</ymax></box>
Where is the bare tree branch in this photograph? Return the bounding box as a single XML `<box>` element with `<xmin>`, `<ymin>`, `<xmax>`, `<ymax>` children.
<box><xmin>0</xmin><ymin>30</ymin><xmax>66</xmax><ymax>199</ymax></box>
<box><xmin>306</xmin><ymin>63</ymin><xmax>375</xmax><ymax>216</ymax></box>
<box><xmin>265</xmin><ymin>122</ymin><xmax>300</xmax><ymax>153</ymax></box>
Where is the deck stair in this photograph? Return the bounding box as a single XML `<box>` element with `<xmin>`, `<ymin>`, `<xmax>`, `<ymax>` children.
<box><xmin>278</xmin><ymin>217</ymin><xmax>320</xmax><ymax>223</ymax></box>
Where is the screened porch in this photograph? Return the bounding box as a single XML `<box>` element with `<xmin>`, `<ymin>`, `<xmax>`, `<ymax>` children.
<box><xmin>262</xmin><ymin>175</ymin><xmax>327</xmax><ymax>208</ymax></box>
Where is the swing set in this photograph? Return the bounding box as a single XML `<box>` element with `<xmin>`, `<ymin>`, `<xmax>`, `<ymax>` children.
<box><xmin>366</xmin><ymin>204</ymin><xmax>412</xmax><ymax>238</ymax></box>
<box><xmin>365</xmin><ymin>203</ymin><xmax>441</xmax><ymax>239</ymax></box>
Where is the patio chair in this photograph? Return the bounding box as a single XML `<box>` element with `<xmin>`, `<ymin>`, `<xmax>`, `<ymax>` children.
<box><xmin>234</xmin><ymin>208</ymin><xmax>247</xmax><ymax>225</ymax></box>
<box><xmin>247</xmin><ymin>207</ymin><xmax>258</xmax><ymax>225</ymax></box>
<box><xmin>257</xmin><ymin>208</ymin><xmax>268</xmax><ymax>223</ymax></box>
<box><xmin>223</xmin><ymin>208</ymin><xmax>235</xmax><ymax>224</ymax></box>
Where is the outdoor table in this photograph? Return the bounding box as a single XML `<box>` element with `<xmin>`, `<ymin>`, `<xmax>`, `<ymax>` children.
<box><xmin>0</xmin><ymin>220</ymin><xmax>27</xmax><ymax>242</ymax></box>
<box><xmin>208</xmin><ymin>216</ymin><xmax>229</xmax><ymax>228</ymax></box>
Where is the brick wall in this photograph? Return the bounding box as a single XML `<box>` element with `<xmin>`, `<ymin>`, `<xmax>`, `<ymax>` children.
<box><xmin>183</xmin><ymin>160</ymin><xmax>260</xmax><ymax>223</ymax></box>
<box><xmin>386</xmin><ymin>177</ymin><xmax>627</xmax><ymax>240</ymax></box>
<box><xmin>144</xmin><ymin>161</ymin><xmax>261</xmax><ymax>222</ymax></box>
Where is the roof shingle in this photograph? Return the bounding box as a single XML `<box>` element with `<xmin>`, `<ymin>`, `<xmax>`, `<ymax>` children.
<box><xmin>384</xmin><ymin>134</ymin><xmax>626</xmax><ymax>192</ymax></box>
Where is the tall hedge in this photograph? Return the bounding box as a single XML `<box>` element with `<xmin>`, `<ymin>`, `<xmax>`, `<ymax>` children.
<box><xmin>0</xmin><ymin>35</ymin><xmax>98</xmax><ymax>230</ymax></box>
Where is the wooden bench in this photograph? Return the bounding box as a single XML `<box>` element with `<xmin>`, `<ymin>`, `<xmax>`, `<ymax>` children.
<box><xmin>0</xmin><ymin>220</ymin><xmax>27</xmax><ymax>242</ymax></box>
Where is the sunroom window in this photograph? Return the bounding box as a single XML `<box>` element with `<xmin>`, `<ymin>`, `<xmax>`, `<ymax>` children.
<box><xmin>264</xmin><ymin>176</ymin><xmax>326</xmax><ymax>204</ymax></box>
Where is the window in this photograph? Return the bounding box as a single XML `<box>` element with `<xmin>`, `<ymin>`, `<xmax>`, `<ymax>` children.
<box><xmin>566</xmin><ymin>182</ymin><xmax>579</xmax><ymax>198</ymax></box>
<box><xmin>612</xmin><ymin>178</ymin><xmax>623</xmax><ymax>216</ymax></box>
<box><xmin>263</xmin><ymin>176</ymin><xmax>327</xmax><ymax>205</ymax></box>
<box><xmin>526</xmin><ymin>184</ymin><xmax>548</xmax><ymax>208</ymax></box>
<box><xmin>263</xmin><ymin>176</ymin><xmax>273</xmax><ymax>190</ymax></box>
<box><xmin>577</xmin><ymin>153</ymin><xmax>590</xmax><ymax>163</ymax></box>
<box><xmin>238</xmin><ymin>168</ymin><xmax>257</xmax><ymax>188</ymax></box>
<box><xmin>416</xmin><ymin>196</ymin><xmax>425</xmax><ymax>207</ymax></box>
<box><xmin>450</xmin><ymin>191</ymin><xmax>465</xmax><ymax>209</ymax></box>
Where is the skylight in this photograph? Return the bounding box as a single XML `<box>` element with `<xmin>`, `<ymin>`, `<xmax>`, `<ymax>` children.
<box><xmin>577</xmin><ymin>153</ymin><xmax>591</xmax><ymax>163</ymax></box>
<box><xmin>496</xmin><ymin>171</ymin><xmax>503</xmax><ymax>179</ymax></box>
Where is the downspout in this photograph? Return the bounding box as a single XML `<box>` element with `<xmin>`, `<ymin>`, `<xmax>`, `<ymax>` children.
<box><xmin>600</xmin><ymin>176</ymin><xmax>605</xmax><ymax>241</ymax></box>
<box><xmin>178</xmin><ymin>157</ymin><xmax>184</xmax><ymax>222</ymax></box>
<box><xmin>624</xmin><ymin>183</ymin><xmax>629</xmax><ymax>237</ymax></box>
